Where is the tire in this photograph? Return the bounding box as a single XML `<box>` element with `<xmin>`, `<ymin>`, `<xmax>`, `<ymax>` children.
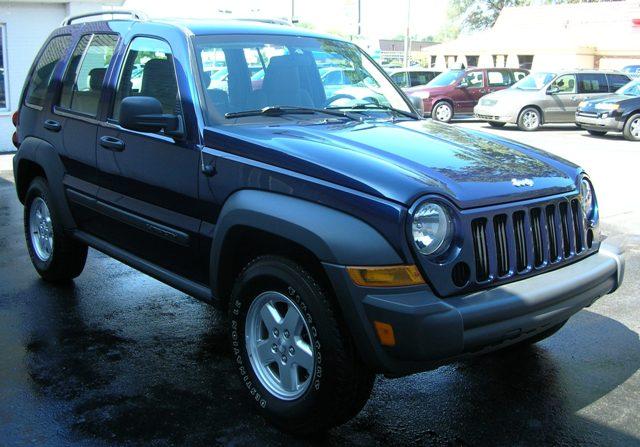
<box><xmin>623</xmin><ymin>113</ymin><xmax>640</xmax><ymax>141</ymax></box>
<box><xmin>587</xmin><ymin>130</ymin><xmax>607</xmax><ymax>136</ymax></box>
<box><xmin>229</xmin><ymin>255</ymin><xmax>375</xmax><ymax>435</ymax></box>
<box><xmin>431</xmin><ymin>101</ymin><xmax>453</xmax><ymax>123</ymax></box>
<box><xmin>488</xmin><ymin>121</ymin><xmax>506</xmax><ymax>128</ymax></box>
<box><xmin>517</xmin><ymin>107</ymin><xmax>541</xmax><ymax>131</ymax></box>
<box><xmin>24</xmin><ymin>177</ymin><xmax>87</xmax><ymax>281</ymax></box>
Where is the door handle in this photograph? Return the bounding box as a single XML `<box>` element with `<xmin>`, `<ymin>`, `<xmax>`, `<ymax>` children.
<box><xmin>43</xmin><ymin>119</ymin><xmax>61</xmax><ymax>132</ymax></box>
<box><xmin>99</xmin><ymin>135</ymin><xmax>125</xmax><ymax>152</ymax></box>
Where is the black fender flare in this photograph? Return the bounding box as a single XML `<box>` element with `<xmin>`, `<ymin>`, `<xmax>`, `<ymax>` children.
<box><xmin>209</xmin><ymin>190</ymin><xmax>403</xmax><ymax>293</ymax></box>
<box><xmin>14</xmin><ymin>136</ymin><xmax>76</xmax><ymax>229</ymax></box>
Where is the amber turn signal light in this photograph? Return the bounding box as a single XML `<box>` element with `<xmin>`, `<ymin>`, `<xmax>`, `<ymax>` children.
<box><xmin>346</xmin><ymin>265</ymin><xmax>425</xmax><ymax>287</ymax></box>
<box><xmin>374</xmin><ymin>321</ymin><xmax>396</xmax><ymax>347</ymax></box>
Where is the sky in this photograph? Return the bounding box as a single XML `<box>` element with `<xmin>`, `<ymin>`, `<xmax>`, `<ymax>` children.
<box><xmin>123</xmin><ymin>0</ymin><xmax>450</xmax><ymax>41</ymax></box>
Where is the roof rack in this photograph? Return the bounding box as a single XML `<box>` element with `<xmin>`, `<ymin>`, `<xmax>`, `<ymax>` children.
<box><xmin>61</xmin><ymin>10</ymin><xmax>146</xmax><ymax>26</ymax></box>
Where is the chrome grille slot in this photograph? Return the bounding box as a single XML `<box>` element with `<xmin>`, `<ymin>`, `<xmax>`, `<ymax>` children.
<box><xmin>531</xmin><ymin>208</ymin><xmax>544</xmax><ymax>267</ymax></box>
<box><xmin>571</xmin><ymin>199</ymin><xmax>583</xmax><ymax>253</ymax></box>
<box><xmin>513</xmin><ymin>211</ymin><xmax>527</xmax><ymax>272</ymax></box>
<box><xmin>560</xmin><ymin>202</ymin><xmax>571</xmax><ymax>258</ymax></box>
<box><xmin>472</xmin><ymin>219</ymin><xmax>489</xmax><ymax>282</ymax></box>
<box><xmin>493</xmin><ymin>214</ymin><xmax>509</xmax><ymax>277</ymax></box>
<box><xmin>546</xmin><ymin>205</ymin><xmax>558</xmax><ymax>262</ymax></box>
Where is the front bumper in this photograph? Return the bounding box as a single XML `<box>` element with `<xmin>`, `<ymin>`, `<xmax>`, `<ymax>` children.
<box><xmin>324</xmin><ymin>243</ymin><xmax>624</xmax><ymax>375</ymax></box>
<box><xmin>575</xmin><ymin>112</ymin><xmax>624</xmax><ymax>132</ymax></box>
<box><xmin>474</xmin><ymin>105</ymin><xmax>515</xmax><ymax>123</ymax></box>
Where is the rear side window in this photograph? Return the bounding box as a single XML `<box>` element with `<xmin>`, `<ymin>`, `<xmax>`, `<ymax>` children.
<box><xmin>578</xmin><ymin>73</ymin><xmax>608</xmax><ymax>94</ymax></box>
<box><xmin>59</xmin><ymin>34</ymin><xmax>118</xmax><ymax>116</ymax></box>
<box><xmin>24</xmin><ymin>35</ymin><xmax>71</xmax><ymax>108</ymax></box>
<box><xmin>487</xmin><ymin>69</ymin><xmax>512</xmax><ymax>87</ymax></box>
<box><xmin>112</xmin><ymin>37</ymin><xmax>181</xmax><ymax>125</ymax></box>
<box><xmin>390</xmin><ymin>72</ymin><xmax>408</xmax><ymax>87</ymax></box>
<box><xmin>409</xmin><ymin>71</ymin><xmax>430</xmax><ymax>87</ymax></box>
<box><xmin>607</xmin><ymin>74</ymin><xmax>630</xmax><ymax>92</ymax></box>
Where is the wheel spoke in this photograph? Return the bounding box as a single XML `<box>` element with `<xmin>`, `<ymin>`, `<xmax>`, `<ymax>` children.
<box><xmin>293</xmin><ymin>340</ymin><xmax>314</xmax><ymax>371</ymax></box>
<box><xmin>256</xmin><ymin>339</ymin><xmax>275</xmax><ymax>365</ymax></box>
<box><xmin>260</xmin><ymin>301</ymin><xmax>282</xmax><ymax>330</ymax></box>
<box><xmin>282</xmin><ymin>304</ymin><xmax>303</xmax><ymax>336</ymax></box>
<box><xmin>278</xmin><ymin>362</ymin><xmax>297</xmax><ymax>391</ymax></box>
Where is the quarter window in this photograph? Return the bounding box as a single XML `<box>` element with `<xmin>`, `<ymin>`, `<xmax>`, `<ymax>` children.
<box><xmin>577</xmin><ymin>73</ymin><xmax>608</xmax><ymax>94</ymax></box>
<box><xmin>59</xmin><ymin>34</ymin><xmax>118</xmax><ymax>116</ymax></box>
<box><xmin>24</xmin><ymin>35</ymin><xmax>72</xmax><ymax>108</ymax></box>
<box><xmin>607</xmin><ymin>74</ymin><xmax>630</xmax><ymax>92</ymax></box>
<box><xmin>112</xmin><ymin>37</ymin><xmax>181</xmax><ymax>123</ymax></box>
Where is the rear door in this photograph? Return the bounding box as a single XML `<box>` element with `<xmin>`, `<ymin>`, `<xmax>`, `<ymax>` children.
<box><xmin>543</xmin><ymin>73</ymin><xmax>578</xmax><ymax>123</ymax></box>
<box><xmin>576</xmin><ymin>72</ymin><xmax>609</xmax><ymax>103</ymax></box>
<box><xmin>94</xmin><ymin>35</ymin><xmax>204</xmax><ymax>282</ymax></box>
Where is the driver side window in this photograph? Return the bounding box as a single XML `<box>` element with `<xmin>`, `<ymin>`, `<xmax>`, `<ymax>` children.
<box><xmin>550</xmin><ymin>74</ymin><xmax>576</xmax><ymax>94</ymax></box>
<box><xmin>464</xmin><ymin>70</ymin><xmax>484</xmax><ymax>88</ymax></box>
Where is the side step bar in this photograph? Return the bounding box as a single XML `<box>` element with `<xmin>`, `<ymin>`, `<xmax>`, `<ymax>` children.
<box><xmin>73</xmin><ymin>230</ymin><xmax>213</xmax><ymax>303</ymax></box>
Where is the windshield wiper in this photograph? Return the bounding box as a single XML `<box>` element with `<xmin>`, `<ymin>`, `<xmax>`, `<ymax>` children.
<box><xmin>225</xmin><ymin>105</ymin><xmax>358</xmax><ymax>120</ymax></box>
<box><xmin>327</xmin><ymin>103</ymin><xmax>419</xmax><ymax>119</ymax></box>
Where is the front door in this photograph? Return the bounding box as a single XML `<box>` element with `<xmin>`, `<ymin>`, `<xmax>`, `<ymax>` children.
<box><xmin>543</xmin><ymin>74</ymin><xmax>578</xmax><ymax>123</ymax></box>
<box><xmin>94</xmin><ymin>36</ymin><xmax>203</xmax><ymax>283</ymax></box>
<box><xmin>454</xmin><ymin>69</ymin><xmax>485</xmax><ymax>113</ymax></box>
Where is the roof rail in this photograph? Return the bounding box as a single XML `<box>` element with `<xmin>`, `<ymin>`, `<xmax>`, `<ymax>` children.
<box><xmin>61</xmin><ymin>10</ymin><xmax>146</xmax><ymax>26</ymax></box>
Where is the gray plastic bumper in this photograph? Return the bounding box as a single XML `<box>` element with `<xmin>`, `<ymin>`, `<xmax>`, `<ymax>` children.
<box><xmin>324</xmin><ymin>243</ymin><xmax>625</xmax><ymax>375</ymax></box>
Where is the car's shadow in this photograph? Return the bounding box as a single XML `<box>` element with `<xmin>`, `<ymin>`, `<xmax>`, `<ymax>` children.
<box><xmin>5</xmin><ymin>266</ymin><xmax>639</xmax><ymax>447</ymax></box>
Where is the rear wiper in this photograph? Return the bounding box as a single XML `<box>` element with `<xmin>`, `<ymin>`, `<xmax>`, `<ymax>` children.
<box><xmin>327</xmin><ymin>103</ymin><xmax>419</xmax><ymax>119</ymax></box>
<box><xmin>225</xmin><ymin>105</ymin><xmax>358</xmax><ymax>120</ymax></box>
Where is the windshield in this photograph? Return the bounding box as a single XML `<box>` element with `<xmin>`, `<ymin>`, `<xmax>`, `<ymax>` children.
<box><xmin>426</xmin><ymin>69</ymin><xmax>464</xmax><ymax>87</ymax></box>
<box><xmin>617</xmin><ymin>79</ymin><xmax>640</xmax><ymax>96</ymax></box>
<box><xmin>193</xmin><ymin>34</ymin><xmax>412</xmax><ymax>124</ymax></box>
<box><xmin>512</xmin><ymin>72</ymin><xmax>556</xmax><ymax>90</ymax></box>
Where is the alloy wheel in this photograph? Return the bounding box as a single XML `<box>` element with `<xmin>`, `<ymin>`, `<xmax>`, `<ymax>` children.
<box><xmin>522</xmin><ymin>110</ymin><xmax>539</xmax><ymax>129</ymax></box>
<box><xmin>630</xmin><ymin>117</ymin><xmax>640</xmax><ymax>138</ymax></box>
<box><xmin>29</xmin><ymin>197</ymin><xmax>54</xmax><ymax>262</ymax></box>
<box><xmin>245</xmin><ymin>291</ymin><xmax>315</xmax><ymax>400</ymax></box>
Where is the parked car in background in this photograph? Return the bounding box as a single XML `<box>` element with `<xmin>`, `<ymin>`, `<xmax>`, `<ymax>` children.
<box><xmin>406</xmin><ymin>67</ymin><xmax>528</xmax><ymax>122</ymax></box>
<box><xmin>576</xmin><ymin>79</ymin><xmax>640</xmax><ymax>140</ymax></box>
<box><xmin>622</xmin><ymin>65</ymin><xmax>640</xmax><ymax>78</ymax></box>
<box><xmin>474</xmin><ymin>70</ymin><xmax>631</xmax><ymax>130</ymax></box>
<box><xmin>388</xmin><ymin>67</ymin><xmax>441</xmax><ymax>89</ymax></box>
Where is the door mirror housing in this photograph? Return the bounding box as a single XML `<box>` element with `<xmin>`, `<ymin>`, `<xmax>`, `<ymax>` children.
<box><xmin>547</xmin><ymin>86</ymin><xmax>560</xmax><ymax>95</ymax></box>
<box><xmin>119</xmin><ymin>96</ymin><xmax>181</xmax><ymax>136</ymax></box>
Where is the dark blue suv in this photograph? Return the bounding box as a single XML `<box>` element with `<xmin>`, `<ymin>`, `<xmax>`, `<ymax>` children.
<box><xmin>12</xmin><ymin>12</ymin><xmax>625</xmax><ymax>434</ymax></box>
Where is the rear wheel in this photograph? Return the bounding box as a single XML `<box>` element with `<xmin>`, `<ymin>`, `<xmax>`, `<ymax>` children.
<box><xmin>587</xmin><ymin>130</ymin><xmax>607</xmax><ymax>136</ymax></box>
<box><xmin>431</xmin><ymin>101</ymin><xmax>453</xmax><ymax>123</ymax></box>
<box><xmin>229</xmin><ymin>256</ymin><xmax>375</xmax><ymax>434</ymax></box>
<box><xmin>517</xmin><ymin>107</ymin><xmax>541</xmax><ymax>131</ymax></box>
<box><xmin>24</xmin><ymin>177</ymin><xmax>87</xmax><ymax>281</ymax></box>
<box><xmin>488</xmin><ymin>121</ymin><xmax>506</xmax><ymax>128</ymax></box>
<box><xmin>623</xmin><ymin>113</ymin><xmax>640</xmax><ymax>141</ymax></box>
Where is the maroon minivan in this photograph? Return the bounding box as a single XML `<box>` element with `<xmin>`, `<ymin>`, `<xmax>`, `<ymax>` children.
<box><xmin>405</xmin><ymin>67</ymin><xmax>529</xmax><ymax>122</ymax></box>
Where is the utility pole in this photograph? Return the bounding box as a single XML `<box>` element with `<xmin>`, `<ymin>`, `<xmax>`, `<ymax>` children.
<box><xmin>291</xmin><ymin>0</ymin><xmax>295</xmax><ymax>23</ymax></box>
<box><xmin>403</xmin><ymin>0</ymin><xmax>411</xmax><ymax>67</ymax></box>
<box><xmin>357</xmin><ymin>0</ymin><xmax>361</xmax><ymax>35</ymax></box>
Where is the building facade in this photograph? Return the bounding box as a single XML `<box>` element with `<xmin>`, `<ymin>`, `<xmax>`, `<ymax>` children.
<box><xmin>422</xmin><ymin>1</ymin><xmax>640</xmax><ymax>72</ymax></box>
<box><xmin>0</xmin><ymin>0</ymin><xmax>122</xmax><ymax>152</ymax></box>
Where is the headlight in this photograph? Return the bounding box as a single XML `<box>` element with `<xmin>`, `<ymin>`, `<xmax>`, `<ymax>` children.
<box><xmin>412</xmin><ymin>90</ymin><xmax>430</xmax><ymax>99</ymax></box>
<box><xmin>595</xmin><ymin>103</ymin><xmax>619</xmax><ymax>111</ymax></box>
<box><xmin>578</xmin><ymin>101</ymin><xmax>588</xmax><ymax>108</ymax></box>
<box><xmin>411</xmin><ymin>202</ymin><xmax>454</xmax><ymax>256</ymax></box>
<box><xmin>580</xmin><ymin>178</ymin><xmax>596</xmax><ymax>221</ymax></box>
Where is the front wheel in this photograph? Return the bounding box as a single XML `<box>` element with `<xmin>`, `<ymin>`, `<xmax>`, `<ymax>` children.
<box><xmin>24</xmin><ymin>177</ymin><xmax>87</xmax><ymax>281</ymax></box>
<box><xmin>587</xmin><ymin>130</ymin><xmax>607</xmax><ymax>136</ymax></box>
<box><xmin>517</xmin><ymin>107</ymin><xmax>541</xmax><ymax>131</ymax></box>
<box><xmin>229</xmin><ymin>256</ymin><xmax>375</xmax><ymax>434</ymax></box>
<box><xmin>623</xmin><ymin>113</ymin><xmax>640</xmax><ymax>141</ymax></box>
<box><xmin>431</xmin><ymin>101</ymin><xmax>453</xmax><ymax>123</ymax></box>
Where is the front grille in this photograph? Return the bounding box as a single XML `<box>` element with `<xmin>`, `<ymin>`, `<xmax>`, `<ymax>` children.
<box><xmin>470</xmin><ymin>197</ymin><xmax>586</xmax><ymax>284</ymax></box>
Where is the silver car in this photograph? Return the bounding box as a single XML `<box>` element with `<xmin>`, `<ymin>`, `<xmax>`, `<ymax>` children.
<box><xmin>474</xmin><ymin>70</ymin><xmax>631</xmax><ymax>130</ymax></box>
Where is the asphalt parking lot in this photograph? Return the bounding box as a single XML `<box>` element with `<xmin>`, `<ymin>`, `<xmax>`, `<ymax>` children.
<box><xmin>1</xmin><ymin>123</ymin><xmax>639</xmax><ymax>446</ymax></box>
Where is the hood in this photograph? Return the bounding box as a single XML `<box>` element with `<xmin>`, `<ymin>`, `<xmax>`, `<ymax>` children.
<box><xmin>205</xmin><ymin>119</ymin><xmax>580</xmax><ymax>209</ymax></box>
<box><xmin>482</xmin><ymin>87</ymin><xmax>541</xmax><ymax>101</ymax></box>
<box><xmin>583</xmin><ymin>94</ymin><xmax>635</xmax><ymax>106</ymax></box>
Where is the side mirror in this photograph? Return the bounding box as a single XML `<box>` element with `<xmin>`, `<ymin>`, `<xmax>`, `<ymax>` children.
<box><xmin>119</xmin><ymin>96</ymin><xmax>181</xmax><ymax>135</ymax></box>
<box><xmin>457</xmin><ymin>80</ymin><xmax>469</xmax><ymax>89</ymax></box>
<box><xmin>547</xmin><ymin>86</ymin><xmax>560</xmax><ymax>95</ymax></box>
<box><xmin>408</xmin><ymin>95</ymin><xmax>424</xmax><ymax>115</ymax></box>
